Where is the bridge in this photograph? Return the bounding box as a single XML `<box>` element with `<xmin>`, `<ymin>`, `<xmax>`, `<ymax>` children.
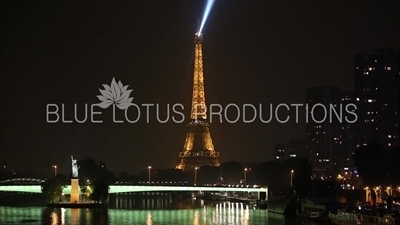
<box><xmin>0</xmin><ymin>178</ymin><xmax>268</xmax><ymax>198</ymax></box>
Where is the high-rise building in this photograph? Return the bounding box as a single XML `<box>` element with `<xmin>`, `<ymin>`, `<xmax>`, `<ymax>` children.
<box><xmin>287</xmin><ymin>139</ymin><xmax>309</xmax><ymax>159</ymax></box>
<box><xmin>338</xmin><ymin>91</ymin><xmax>357</xmax><ymax>167</ymax></box>
<box><xmin>274</xmin><ymin>144</ymin><xmax>287</xmax><ymax>160</ymax></box>
<box><xmin>306</xmin><ymin>86</ymin><xmax>341</xmax><ymax>174</ymax></box>
<box><xmin>354</xmin><ymin>48</ymin><xmax>399</xmax><ymax>149</ymax></box>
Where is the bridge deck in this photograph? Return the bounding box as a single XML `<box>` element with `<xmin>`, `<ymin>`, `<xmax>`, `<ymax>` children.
<box><xmin>0</xmin><ymin>185</ymin><xmax>268</xmax><ymax>195</ymax></box>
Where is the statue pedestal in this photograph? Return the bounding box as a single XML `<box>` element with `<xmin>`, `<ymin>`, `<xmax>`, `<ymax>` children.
<box><xmin>70</xmin><ymin>179</ymin><xmax>79</xmax><ymax>203</ymax></box>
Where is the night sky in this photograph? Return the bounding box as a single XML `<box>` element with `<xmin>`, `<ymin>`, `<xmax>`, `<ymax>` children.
<box><xmin>1</xmin><ymin>1</ymin><xmax>399</xmax><ymax>175</ymax></box>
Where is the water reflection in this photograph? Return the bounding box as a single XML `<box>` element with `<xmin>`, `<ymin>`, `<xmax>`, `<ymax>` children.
<box><xmin>0</xmin><ymin>195</ymin><xmax>324</xmax><ymax>225</ymax></box>
<box><xmin>38</xmin><ymin>207</ymin><xmax>108</xmax><ymax>225</ymax></box>
<box><xmin>212</xmin><ymin>202</ymin><xmax>250</xmax><ymax>225</ymax></box>
<box><xmin>50</xmin><ymin>211</ymin><xmax>58</xmax><ymax>225</ymax></box>
<box><xmin>61</xmin><ymin>208</ymin><xmax>65</xmax><ymax>225</ymax></box>
<box><xmin>146</xmin><ymin>212</ymin><xmax>153</xmax><ymax>225</ymax></box>
<box><xmin>193</xmin><ymin>210</ymin><xmax>200</xmax><ymax>225</ymax></box>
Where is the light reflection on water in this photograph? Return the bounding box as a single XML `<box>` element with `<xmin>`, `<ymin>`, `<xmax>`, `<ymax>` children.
<box><xmin>0</xmin><ymin>197</ymin><xmax>321</xmax><ymax>225</ymax></box>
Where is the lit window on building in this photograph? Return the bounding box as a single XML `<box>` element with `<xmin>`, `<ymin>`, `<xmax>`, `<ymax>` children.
<box><xmin>388</xmin><ymin>143</ymin><xmax>392</xmax><ymax>147</ymax></box>
<box><xmin>388</xmin><ymin>135</ymin><xmax>392</xmax><ymax>138</ymax></box>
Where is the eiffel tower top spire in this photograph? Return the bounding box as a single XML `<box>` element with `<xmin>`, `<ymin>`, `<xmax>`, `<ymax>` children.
<box><xmin>191</xmin><ymin>31</ymin><xmax>206</xmax><ymax>120</ymax></box>
<box><xmin>175</xmin><ymin>30</ymin><xmax>220</xmax><ymax>171</ymax></box>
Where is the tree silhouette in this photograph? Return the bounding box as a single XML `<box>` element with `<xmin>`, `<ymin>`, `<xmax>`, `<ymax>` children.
<box><xmin>41</xmin><ymin>176</ymin><xmax>65</xmax><ymax>203</ymax></box>
<box><xmin>289</xmin><ymin>157</ymin><xmax>313</xmax><ymax>197</ymax></box>
<box><xmin>387</xmin><ymin>147</ymin><xmax>400</xmax><ymax>186</ymax></box>
<box><xmin>77</xmin><ymin>158</ymin><xmax>99</xmax><ymax>182</ymax></box>
<box><xmin>352</xmin><ymin>142</ymin><xmax>387</xmax><ymax>186</ymax></box>
<box><xmin>221</xmin><ymin>161</ymin><xmax>243</xmax><ymax>184</ymax></box>
<box><xmin>198</xmin><ymin>165</ymin><xmax>220</xmax><ymax>184</ymax></box>
<box><xmin>89</xmin><ymin>177</ymin><xmax>109</xmax><ymax>204</ymax></box>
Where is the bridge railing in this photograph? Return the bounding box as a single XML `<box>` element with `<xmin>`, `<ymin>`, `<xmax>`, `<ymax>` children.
<box><xmin>114</xmin><ymin>181</ymin><xmax>266</xmax><ymax>188</ymax></box>
<box><xmin>0</xmin><ymin>178</ymin><xmax>45</xmax><ymax>184</ymax></box>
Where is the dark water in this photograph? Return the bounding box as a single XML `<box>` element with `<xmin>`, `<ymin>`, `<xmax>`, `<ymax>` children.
<box><xmin>0</xmin><ymin>195</ymin><xmax>322</xmax><ymax>225</ymax></box>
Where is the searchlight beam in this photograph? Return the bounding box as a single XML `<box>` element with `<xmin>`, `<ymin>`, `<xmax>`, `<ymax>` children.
<box><xmin>198</xmin><ymin>0</ymin><xmax>215</xmax><ymax>35</ymax></box>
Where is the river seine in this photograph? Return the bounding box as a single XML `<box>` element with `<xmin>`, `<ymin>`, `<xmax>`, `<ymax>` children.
<box><xmin>0</xmin><ymin>195</ymin><xmax>322</xmax><ymax>225</ymax></box>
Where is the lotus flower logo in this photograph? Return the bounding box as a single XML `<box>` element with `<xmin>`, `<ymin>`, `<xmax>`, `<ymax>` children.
<box><xmin>97</xmin><ymin>78</ymin><xmax>134</xmax><ymax>110</ymax></box>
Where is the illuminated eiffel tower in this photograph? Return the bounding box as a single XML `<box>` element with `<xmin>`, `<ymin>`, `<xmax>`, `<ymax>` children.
<box><xmin>175</xmin><ymin>31</ymin><xmax>220</xmax><ymax>171</ymax></box>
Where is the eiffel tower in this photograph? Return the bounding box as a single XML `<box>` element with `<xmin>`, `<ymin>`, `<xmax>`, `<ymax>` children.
<box><xmin>175</xmin><ymin>31</ymin><xmax>221</xmax><ymax>171</ymax></box>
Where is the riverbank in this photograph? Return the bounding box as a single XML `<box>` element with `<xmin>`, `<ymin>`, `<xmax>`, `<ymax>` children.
<box><xmin>0</xmin><ymin>193</ymin><xmax>46</xmax><ymax>207</ymax></box>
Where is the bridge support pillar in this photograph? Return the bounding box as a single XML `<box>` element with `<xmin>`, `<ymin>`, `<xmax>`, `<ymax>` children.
<box><xmin>70</xmin><ymin>179</ymin><xmax>79</xmax><ymax>203</ymax></box>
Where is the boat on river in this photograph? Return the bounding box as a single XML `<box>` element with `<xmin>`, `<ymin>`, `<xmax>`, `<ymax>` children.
<box><xmin>267</xmin><ymin>195</ymin><xmax>297</xmax><ymax>217</ymax></box>
<box><xmin>329</xmin><ymin>207</ymin><xmax>400</xmax><ymax>225</ymax></box>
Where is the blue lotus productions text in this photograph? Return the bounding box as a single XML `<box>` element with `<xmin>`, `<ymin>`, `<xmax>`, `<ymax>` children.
<box><xmin>46</xmin><ymin>103</ymin><xmax>357</xmax><ymax>124</ymax></box>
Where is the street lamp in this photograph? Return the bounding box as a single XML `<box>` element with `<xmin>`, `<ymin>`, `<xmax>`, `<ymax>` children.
<box><xmin>194</xmin><ymin>167</ymin><xmax>199</xmax><ymax>186</ymax></box>
<box><xmin>148</xmin><ymin>166</ymin><xmax>152</xmax><ymax>184</ymax></box>
<box><xmin>387</xmin><ymin>187</ymin><xmax>392</xmax><ymax>196</ymax></box>
<box><xmin>52</xmin><ymin>165</ymin><xmax>57</xmax><ymax>177</ymax></box>
<box><xmin>290</xmin><ymin>170</ymin><xmax>294</xmax><ymax>186</ymax></box>
<box><xmin>244</xmin><ymin>168</ymin><xmax>248</xmax><ymax>186</ymax></box>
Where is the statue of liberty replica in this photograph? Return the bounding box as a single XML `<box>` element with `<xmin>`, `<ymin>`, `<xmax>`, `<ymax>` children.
<box><xmin>70</xmin><ymin>155</ymin><xmax>80</xmax><ymax>203</ymax></box>
<box><xmin>71</xmin><ymin>156</ymin><xmax>80</xmax><ymax>178</ymax></box>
